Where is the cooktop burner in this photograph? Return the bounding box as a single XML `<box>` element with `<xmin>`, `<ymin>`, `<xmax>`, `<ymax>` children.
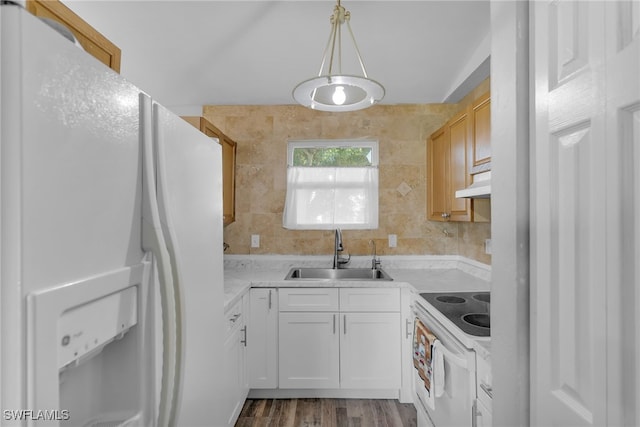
<box><xmin>419</xmin><ymin>291</ymin><xmax>490</xmax><ymax>337</ymax></box>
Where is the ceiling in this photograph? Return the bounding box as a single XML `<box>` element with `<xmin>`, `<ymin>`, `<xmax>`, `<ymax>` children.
<box><xmin>64</xmin><ymin>0</ymin><xmax>491</xmax><ymax>110</ymax></box>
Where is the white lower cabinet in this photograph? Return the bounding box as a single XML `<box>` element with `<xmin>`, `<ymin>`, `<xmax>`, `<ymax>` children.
<box><xmin>339</xmin><ymin>312</ymin><xmax>401</xmax><ymax>389</ymax></box>
<box><xmin>278</xmin><ymin>311</ymin><xmax>340</xmax><ymax>388</ymax></box>
<box><xmin>248</xmin><ymin>288</ymin><xmax>278</xmax><ymax>388</ymax></box>
<box><xmin>277</xmin><ymin>287</ymin><xmax>402</xmax><ymax>391</ymax></box>
<box><xmin>475</xmin><ymin>354</ymin><xmax>492</xmax><ymax>427</ymax></box>
<box><xmin>475</xmin><ymin>399</ymin><xmax>493</xmax><ymax>427</ymax></box>
<box><xmin>222</xmin><ymin>294</ymin><xmax>249</xmax><ymax>426</ymax></box>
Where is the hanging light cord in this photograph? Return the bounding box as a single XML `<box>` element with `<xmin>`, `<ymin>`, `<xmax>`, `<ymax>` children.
<box><xmin>294</xmin><ymin>0</ymin><xmax>384</xmax><ymax>111</ymax></box>
<box><xmin>317</xmin><ymin>0</ymin><xmax>370</xmax><ymax>79</ymax></box>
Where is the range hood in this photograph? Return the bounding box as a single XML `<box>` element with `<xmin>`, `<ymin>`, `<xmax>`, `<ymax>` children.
<box><xmin>455</xmin><ymin>162</ymin><xmax>491</xmax><ymax>199</ymax></box>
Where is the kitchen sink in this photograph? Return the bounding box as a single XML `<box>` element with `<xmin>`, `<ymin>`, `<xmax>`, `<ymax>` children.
<box><xmin>284</xmin><ymin>267</ymin><xmax>393</xmax><ymax>281</ymax></box>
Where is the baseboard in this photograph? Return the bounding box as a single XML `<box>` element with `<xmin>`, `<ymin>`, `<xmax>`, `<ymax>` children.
<box><xmin>247</xmin><ymin>388</ymin><xmax>400</xmax><ymax>400</ymax></box>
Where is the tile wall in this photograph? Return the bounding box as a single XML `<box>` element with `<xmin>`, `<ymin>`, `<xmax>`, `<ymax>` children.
<box><xmin>203</xmin><ymin>79</ymin><xmax>491</xmax><ymax>264</ymax></box>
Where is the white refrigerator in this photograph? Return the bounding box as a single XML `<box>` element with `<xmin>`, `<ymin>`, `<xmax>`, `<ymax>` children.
<box><xmin>0</xmin><ymin>4</ymin><xmax>225</xmax><ymax>426</ymax></box>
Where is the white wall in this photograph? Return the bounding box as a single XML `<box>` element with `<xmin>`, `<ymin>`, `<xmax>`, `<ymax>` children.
<box><xmin>490</xmin><ymin>1</ymin><xmax>530</xmax><ymax>425</ymax></box>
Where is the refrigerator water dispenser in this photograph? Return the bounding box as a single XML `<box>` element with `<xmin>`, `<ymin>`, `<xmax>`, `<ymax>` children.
<box><xmin>58</xmin><ymin>286</ymin><xmax>137</xmax><ymax>371</ymax></box>
<box><xmin>26</xmin><ymin>262</ymin><xmax>153</xmax><ymax>427</ymax></box>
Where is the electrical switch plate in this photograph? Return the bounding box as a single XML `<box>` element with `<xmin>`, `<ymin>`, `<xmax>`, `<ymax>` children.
<box><xmin>388</xmin><ymin>234</ymin><xmax>397</xmax><ymax>248</ymax></box>
<box><xmin>485</xmin><ymin>239</ymin><xmax>492</xmax><ymax>254</ymax></box>
<box><xmin>251</xmin><ymin>234</ymin><xmax>260</xmax><ymax>248</ymax></box>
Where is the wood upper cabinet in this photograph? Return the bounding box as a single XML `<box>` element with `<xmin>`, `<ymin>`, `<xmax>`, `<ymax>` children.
<box><xmin>182</xmin><ymin>116</ymin><xmax>237</xmax><ymax>226</ymax></box>
<box><xmin>471</xmin><ymin>92</ymin><xmax>491</xmax><ymax>167</ymax></box>
<box><xmin>26</xmin><ymin>0</ymin><xmax>121</xmax><ymax>73</ymax></box>
<box><xmin>427</xmin><ymin>110</ymin><xmax>472</xmax><ymax>222</ymax></box>
<box><xmin>427</xmin><ymin>92</ymin><xmax>491</xmax><ymax>223</ymax></box>
<box><xmin>427</xmin><ymin>126</ymin><xmax>450</xmax><ymax>220</ymax></box>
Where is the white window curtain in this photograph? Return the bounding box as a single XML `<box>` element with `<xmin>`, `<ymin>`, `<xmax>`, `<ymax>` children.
<box><xmin>282</xmin><ymin>166</ymin><xmax>379</xmax><ymax>230</ymax></box>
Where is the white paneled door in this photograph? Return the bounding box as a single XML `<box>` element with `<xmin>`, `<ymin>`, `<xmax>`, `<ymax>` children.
<box><xmin>531</xmin><ymin>1</ymin><xmax>640</xmax><ymax>426</ymax></box>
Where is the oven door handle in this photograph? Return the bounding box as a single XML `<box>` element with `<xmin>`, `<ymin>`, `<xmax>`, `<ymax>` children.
<box><xmin>434</xmin><ymin>339</ymin><xmax>468</xmax><ymax>370</ymax></box>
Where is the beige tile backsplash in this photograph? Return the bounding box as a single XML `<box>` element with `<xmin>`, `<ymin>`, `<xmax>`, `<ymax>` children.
<box><xmin>203</xmin><ymin>79</ymin><xmax>491</xmax><ymax>265</ymax></box>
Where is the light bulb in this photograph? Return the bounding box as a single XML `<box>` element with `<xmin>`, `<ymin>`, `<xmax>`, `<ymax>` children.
<box><xmin>332</xmin><ymin>86</ymin><xmax>346</xmax><ymax>105</ymax></box>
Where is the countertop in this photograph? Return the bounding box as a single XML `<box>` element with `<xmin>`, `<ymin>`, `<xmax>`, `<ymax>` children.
<box><xmin>223</xmin><ymin>255</ymin><xmax>490</xmax><ymax>308</ymax></box>
<box><xmin>222</xmin><ymin>255</ymin><xmax>492</xmax><ymax>357</ymax></box>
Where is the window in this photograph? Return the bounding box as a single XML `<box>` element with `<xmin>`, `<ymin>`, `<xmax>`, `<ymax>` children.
<box><xmin>283</xmin><ymin>140</ymin><xmax>379</xmax><ymax>230</ymax></box>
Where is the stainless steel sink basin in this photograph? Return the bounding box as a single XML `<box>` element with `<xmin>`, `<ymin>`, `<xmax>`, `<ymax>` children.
<box><xmin>284</xmin><ymin>267</ymin><xmax>393</xmax><ymax>281</ymax></box>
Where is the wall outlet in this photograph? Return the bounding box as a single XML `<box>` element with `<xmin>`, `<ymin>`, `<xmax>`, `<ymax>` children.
<box><xmin>485</xmin><ymin>239</ymin><xmax>492</xmax><ymax>254</ymax></box>
<box><xmin>251</xmin><ymin>234</ymin><xmax>260</xmax><ymax>248</ymax></box>
<box><xmin>388</xmin><ymin>234</ymin><xmax>397</xmax><ymax>248</ymax></box>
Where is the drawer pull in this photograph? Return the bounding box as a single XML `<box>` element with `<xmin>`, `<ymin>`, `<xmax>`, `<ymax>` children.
<box><xmin>229</xmin><ymin>313</ymin><xmax>241</xmax><ymax>322</ymax></box>
<box><xmin>241</xmin><ymin>326</ymin><xmax>247</xmax><ymax>347</ymax></box>
<box><xmin>480</xmin><ymin>382</ymin><xmax>493</xmax><ymax>398</ymax></box>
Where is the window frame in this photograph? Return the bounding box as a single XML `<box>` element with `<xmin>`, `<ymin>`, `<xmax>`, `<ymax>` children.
<box><xmin>283</xmin><ymin>139</ymin><xmax>380</xmax><ymax>230</ymax></box>
<box><xmin>287</xmin><ymin>139</ymin><xmax>379</xmax><ymax>167</ymax></box>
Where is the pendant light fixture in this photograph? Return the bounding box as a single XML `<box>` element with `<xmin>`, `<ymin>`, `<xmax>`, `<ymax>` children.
<box><xmin>292</xmin><ymin>0</ymin><xmax>385</xmax><ymax>112</ymax></box>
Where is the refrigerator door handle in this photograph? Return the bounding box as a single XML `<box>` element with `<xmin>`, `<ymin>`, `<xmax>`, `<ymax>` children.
<box><xmin>152</xmin><ymin>102</ymin><xmax>189</xmax><ymax>427</ymax></box>
<box><xmin>140</xmin><ymin>94</ymin><xmax>179</xmax><ymax>427</ymax></box>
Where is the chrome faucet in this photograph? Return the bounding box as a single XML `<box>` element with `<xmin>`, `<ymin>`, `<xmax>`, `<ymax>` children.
<box><xmin>333</xmin><ymin>228</ymin><xmax>350</xmax><ymax>269</ymax></box>
<box><xmin>369</xmin><ymin>239</ymin><xmax>381</xmax><ymax>270</ymax></box>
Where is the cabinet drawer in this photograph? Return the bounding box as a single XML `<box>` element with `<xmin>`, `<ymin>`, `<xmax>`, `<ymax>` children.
<box><xmin>224</xmin><ymin>298</ymin><xmax>243</xmax><ymax>336</ymax></box>
<box><xmin>339</xmin><ymin>288</ymin><xmax>400</xmax><ymax>312</ymax></box>
<box><xmin>278</xmin><ymin>288</ymin><xmax>339</xmax><ymax>312</ymax></box>
<box><xmin>476</xmin><ymin>354</ymin><xmax>492</xmax><ymax>408</ymax></box>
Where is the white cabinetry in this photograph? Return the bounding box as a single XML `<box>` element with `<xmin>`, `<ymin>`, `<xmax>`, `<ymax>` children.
<box><xmin>339</xmin><ymin>287</ymin><xmax>400</xmax><ymax>311</ymax></box>
<box><xmin>279</xmin><ymin>287</ymin><xmax>339</xmax><ymax>312</ymax></box>
<box><xmin>475</xmin><ymin>354</ymin><xmax>492</xmax><ymax>426</ymax></box>
<box><xmin>339</xmin><ymin>312</ymin><xmax>400</xmax><ymax>389</ymax></box>
<box><xmin>278</xmin><ymin>288</ymin><xmax>340</xmax><ymax>388</ymax></box>
<box><xmin>279</xmin><ymin>311</ymin><xmax>340</xmax><ymax>388</ymax></box>
<box><xmin>278</xmin><ymin>287</ymin><xmax>401</xmax><ymax>391</ymax></box>
<box><xmin>248</xmin><ymin>288</ymin><xmax>278</xmax><ymax>388</ymax></box>
<box><xmin>222</xmin><ymin>295</ymin><xmax>249</xmax><ymax>426</ymax></box>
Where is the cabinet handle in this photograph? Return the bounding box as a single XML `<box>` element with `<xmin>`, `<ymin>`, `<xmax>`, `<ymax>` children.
<box><xmin>241</xmin><ymin>325</ymin><xmax>247</xmax><ymax>347</ymax></box>
<box><xmin>230</xmin><ymin>313</ymin><xmax>241</xmax><ymax>323</ymax></box>
<box><xmin>441</xmin><ymin>213</ymin><xmax>451</xmax><ymax>219</ymax></box>
<box><xmin>480</xmin><ymin>382</ymin><xmax>493</xmax><ymax>398</ymax></box>
<box><xmin>268</xmin><ymin>290</ymin><xmax>272</xmax><ymax>310</ymax></box>
<box><xmin>344</xmin><ymin>314</ymin><xmax>347</xmax><ymax>334</ymax></box>
<box><xmin>406</xmin><ymin>318</ymin><xmax>412</xmax><ymax>339</ymax></box>
<box><xmin>333</xmin><ymin>314</ymin><xmax>336</xmax><ymax>334</ymax></box>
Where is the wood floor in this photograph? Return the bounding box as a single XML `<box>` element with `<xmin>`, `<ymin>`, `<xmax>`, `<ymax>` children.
<box><xmin>235</xmin><ymin>398</ymin><xmax>417</xmax><ymax>427</ymax></box>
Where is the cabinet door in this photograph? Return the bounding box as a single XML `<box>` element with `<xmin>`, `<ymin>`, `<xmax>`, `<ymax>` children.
<box><xmin>427</xmin><ymin>115</ymin><xmax>472</xmax><ymax>222</ymax></box>
<box><xmin>220</xmin><ymin>136</ymin><xmax>237</xmax><ymax>225</ymax></box>
<box><xmin>447</xmin><ymin>112</ymin><xmax>472</xmax><ymax>222</ymax></box>
<box><xmin>427</xmin><ymin>126</ymin><xmax>450</xmax><ymax>221</ymax></box>
<box><xmin>179</xmin><ymin>116</ymin><xmax>236</xmax><ymax>225</ymax></box>
<box><xmin>248</xmin><ymin>288</ymin><xmax>278</xmax><ymax>388</ymax></box>
<box><xmin>475</xmin><ymin>399</ymin><xmax>493</xmax><ymax>427</ymax></box>
<box><xmin>278</xmin><ymin>312</ymin><xmax>339</xmax><ymax>389</ymax></box>
<box><xmin>223</xmin><ymin>324</ymin><xmax>245</xmax><ymax>426</ymax></box>
<box><xmin>26</xmin><ymin>0</ymin><xmax>121</xmax><ymax>73</ymax></box>
<box><xmin>241</xmin><ymin>294</ymin><xmax>249</xmax><ymax>393</ymax></box>
<box><xmin>339</xmin><ymin>312</ymin><xmax>401</xmax><ymax>389</ymax></box>
<box><xmin>197</xmin><ymin>119</ymin><xmax>236</xmax><ymax>226</ymax></box>
<box><xmin>471</xmin><ymin>92</ymin><xmax>491</xmax><ymax>167</ymax></box>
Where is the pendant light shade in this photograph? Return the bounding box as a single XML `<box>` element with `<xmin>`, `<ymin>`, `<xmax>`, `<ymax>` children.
<box><xmin>293</xmin><ymin>0</ymin><xmax>385</xmax><ymax>112</ymax></box>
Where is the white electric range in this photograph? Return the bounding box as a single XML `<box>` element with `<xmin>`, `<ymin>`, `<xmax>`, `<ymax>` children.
<box><xmin>412</xmin><ymin>291</ymin><xmax>492</xmax><ymax>427</ymax></box>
